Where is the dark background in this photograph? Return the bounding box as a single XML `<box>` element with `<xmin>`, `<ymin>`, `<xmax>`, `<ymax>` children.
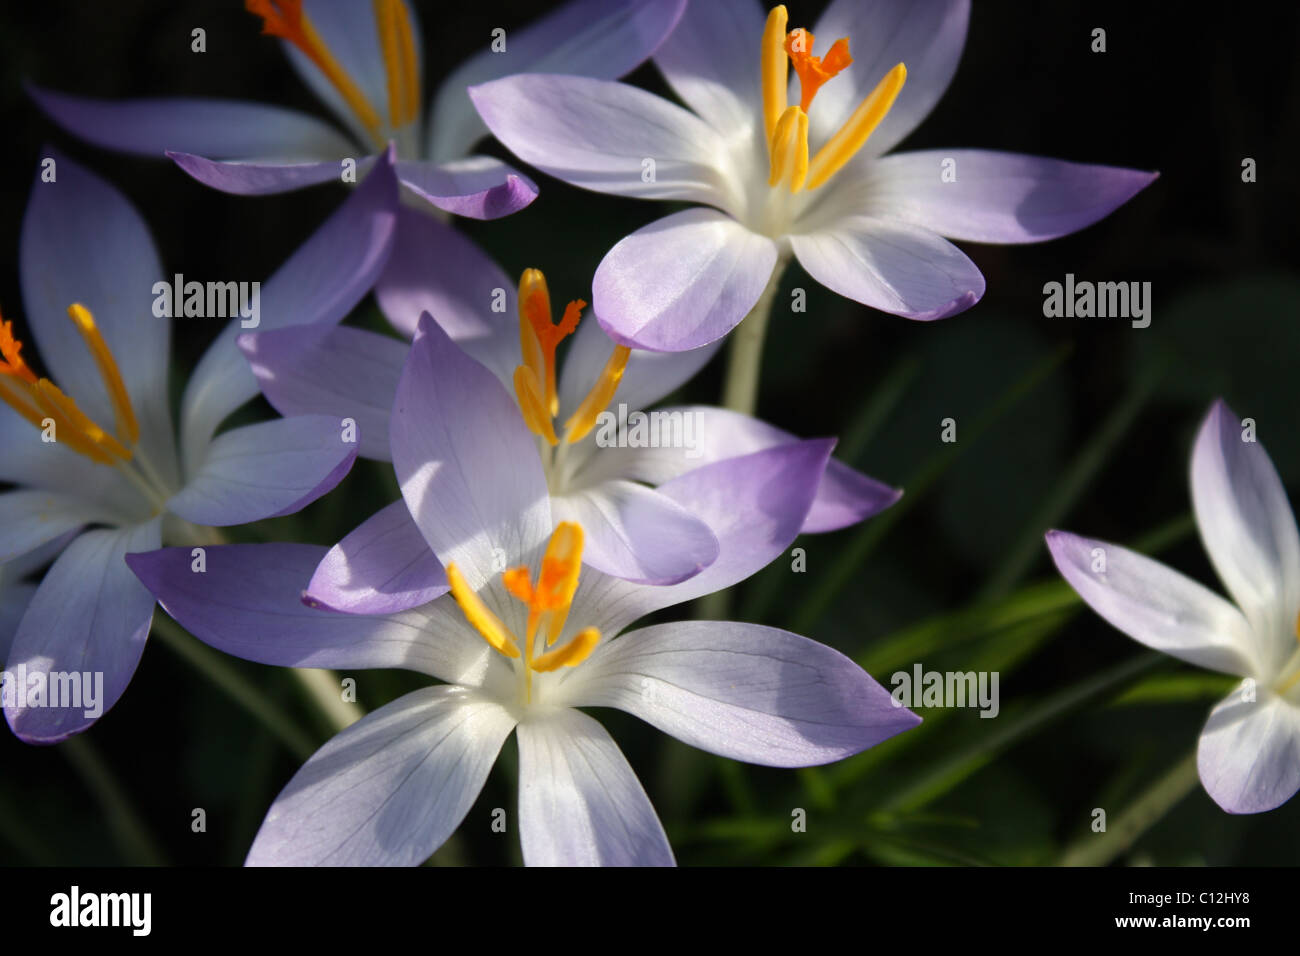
<box><xmin>0</xmin><ymin>1</ymin><xmax>1296</xmax><ymax>866</ymax></box>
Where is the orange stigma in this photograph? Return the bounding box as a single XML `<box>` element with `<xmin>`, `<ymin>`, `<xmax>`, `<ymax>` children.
<box><xmin>785</xmin><ymin>28</ymin><xmax>852</xmax><ymax>113</ymax></box>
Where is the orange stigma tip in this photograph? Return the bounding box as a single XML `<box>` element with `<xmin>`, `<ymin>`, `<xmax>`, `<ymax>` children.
<box><xmin>516</xmin><ymin>269</ymin><xmax>584</xmax><ymax>418</ymax></box>
<box><xmin>785</xmin><ymin>29</ymin><xmax>853</xmax><ymax>113</ymax></box>
<box><xmin>0</xmin><ymin>319</ymin><xmax>37</xmax><ymax>385</ymax></box>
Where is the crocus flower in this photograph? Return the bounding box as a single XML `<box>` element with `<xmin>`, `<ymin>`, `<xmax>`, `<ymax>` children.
<box><xmin>469</xmin><ymin>0</ymin><xmax>1158</xmax><ymax>350</ymax></box>
<box><xmin>1047</xmin><ymin>400</ymin><xmax>1300</xmax><ymax>814</ymax></box>
<box><xmin>128</xmin><ymin>345</ymin><xmax>920</xmax><ymax>864</ymax></box>
<box><xmin>238</xmin><ymin>213</ymin><xmax>898</xmax><ymax>602</ymax></box>
<box><xmin>33</xmin><ymin>0</ymin><xmax>685</xmax><ymax>220</ymax></box>
<box><xmin>0</xmin><ymin>148</ymin><xmax>399</xmax><ymax>743</ymax></box>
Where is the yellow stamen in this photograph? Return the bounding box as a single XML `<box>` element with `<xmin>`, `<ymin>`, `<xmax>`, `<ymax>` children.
<box><xmin>374</xmin><ymin>0</ymin><xmax>420</xmax><ymax>128</ymax></box>
<box><xmin>804</xmin><ymin>62</ymin><xmax>907</xmax><ymax>191</ymax></box>
<box><xmin>0</xmin><ymin>373</ymin><xmax>51</xmax><ymax>432</ymax></box>
<box><xmin>516</xmin><ymin>269</ymin><xmax>582</xmax><ymax>417</ymax></box>
<box><xmin>446</xmin><ymin>563</ymin><xmax>521</xmax><ymax>659</ymax></box>
<box><xmin>785</xmin><ymin>29</ymin><xmax>852</xmax><ymax>113</ymax></box>
<box><xmin>35</xmin><ymin>380</ymin><xmax>132</xmax><ymax>462</ymax></box>
<box><xmin>246</xmin><ymin>0</ymin><xmax>384</xmax><ymax>143</ymax></box>
<box><xmin>514</xmin><ymin>365</ymin><xmax>560</xmax><ymax>446</ymax></box>
<box><xmin>766</xmin><ymin>104</ymin><xmax>809</xmax><ymax>192</ymax></box>
<box><xmin>562</xmin><ymin>345</ymin><xmax>631</xmax><ymax>445</ymax></box>
<box><xmin>66</xmin><ymin>304</ymin><xmax>139</xmax><ymax>445</ymax></box>
<box><xmin>760</xmin><ymin>5</ymin><xmax>789</xmax><ymax>146</ymax></box>
<box><xmin>530</xmin><ymin>627</ymin><xmax>600</xmax><ymax>672</ymax></box>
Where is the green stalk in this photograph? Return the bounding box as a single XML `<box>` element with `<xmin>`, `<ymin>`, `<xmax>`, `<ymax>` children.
<box><xmin>63</xmin><ymin>736</ymin><xmax>167</xmax><ymax>865</ymax></box>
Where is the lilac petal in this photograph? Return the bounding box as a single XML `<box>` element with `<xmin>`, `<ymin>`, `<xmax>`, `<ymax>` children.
<box><xmin>126</xmin><ymin>544</ymin><xmax>503</xmax><ymax>687</ymax></box>
<box><xmin>21</xmin><ymin>148</ymin><xmax>177</xmax><ymax>483</ymax></box>
<box><xmin>593</xmin><ymin>208</ymin><xmax>779</xmax><ymax>352</ymax></box>
<box><xmin>0</xmin><ymin>583</ymin><xmax>37</xmax><ymax>664</ymax></box>
<box><xmin>1045</xmin><ymin>531</ymin><xmax>1255</xmax><ymax>677</ymax></box>
<box><xmin>180</xmin><ymin>149</ymin><xmax>398</xmax><ymax>468</ymax></box>
<box><xmin>551</xmin><ymin>481</ymin><xmax>718</xmax><ymax>585</ymax></box>
<box><xmin>0</xmin><ymin>490</ymin><xmax>104</xmax><ymax>563</ymax></box>
<box><xmin>248</xmin><ymin>685</ymin><xmax>515</xmax><ymax>866</ymax></box>
<box><xmin>653</xmin><ymin>0</ymin><xmax>766</xmax><ymax>142</ymax></box>
<box><xmin>167</xmin><ymin>416</ymin><xmax>356</xmax><ymax>527</ymax></box>
<box><xmin>376</xmin><ymin>207</ymin><xmax>518</xmax><ymax>384</ymax></box>
<box><xmin>5</xmin><ymin>519</ymin><xmax>160</xmax><ymax>744</ymax></box>
<box><xmin>1191</xmin><ymin>399</ymin><xmax>1300</xmax><ymax>680</ymax></box>
<box><xmin>306</xmin><ymin>500</ymin><xmax>448</xmax><ymax>615</ymax></box>
<box><xmin>517</xmin><ymin>708</ymin><xmax>673</xmax><ymax>866</ymax></box>
<box><xmin>863</xmin><ymin>150</ymin><xmax>1158</xmax><ymax>243</ymax></box>
<box><xmin>560</xmin><ymin>620</ymin><xmax>920</xmax><ymax>765</ymax></box>
<box><xmin>397</xmin><ymin>157</ymin><xmax>538</xmax><ymax>220</ymax></box>
<box><xmin>391</xmin><ymin>315</ymin><xmax>550</xmax><ymax>594</ymax></box>
<box><xmin>429</xmin><ymin>0</ymin><xmax>686</xmax><ymax>162</ymax></box>
<box><xmin>239</xmin><ymin>325</ymin><xmax>405</xmax><ymax>462</ymax></box>
<box><xmin>30</xmin><ymin>86</ymin><xmax>354</xmax><ymax>159</ymax></box>
<box><xmin>468</xmin><ymin>74</ymin><xmax>736</xmax><ymax>208</ymax></box>
<box><xmin>1198</xmin><ymin>686</ymin><xmax>1300</xmax><ymax>814</ymax></box>
<box><xmin>807</xmin><ymin>0</ymin><xmax>970</xmax><ymax>159</ymax></box>
<box><xmin>168</xmin><ymin>152</ymin><xmax>351</xmax><ymax>196</ymax></box>
<box><xmin>790</xmin><ymin>216</ymin><xmax>984</xmax><ymax>320</ymax></box>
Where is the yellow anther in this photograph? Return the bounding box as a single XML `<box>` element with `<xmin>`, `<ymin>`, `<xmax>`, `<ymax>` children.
<box><xmin>31</xmin><ymin>381</ymin><xmax>121</xmax><ymax>465</ymax></box>
<box><xmin>374</xmin><ymin>0</ymin><xmax>419</xmax><ymax>128</ymax></box>
<box><xmin>514</xmin><ymin>365</ymin><xmax>560</xmax><ymax>446</ymax></box>
<box><xmin>446</xmin><ymin>563</ymin><xmax>521</xmax><ymax>659</ymax></box>
<box><xmin>766</xmin><ymin>104</ymin><xmax>809</xmax><ymax>192</ymax></box>
<box><xmin>530</xmin><ymin>627</ymin><xmax>600</xmax><ymax>672</ymax></box>
<box><xmin>66</xmin><ymin>304</ymin><xmax>139</xmax><ymax>445</ymax></box>
<box><xmin>562</xmin><ymin>345</ymin><xmax>631</xmax><ymax>445</ymax></box>
<box><xmin>804</xmin><ymin>62</ymin><xmax>906</xmax><ymax>191</ymax></box>
<box><xmin>761</xmin><ymin>5</ymin><xmax>790</xmax><ymax>146</ymax></box>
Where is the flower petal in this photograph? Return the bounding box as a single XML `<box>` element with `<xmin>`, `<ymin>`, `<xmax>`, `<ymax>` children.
<box><xmin>789</xmin><ymin>216</ymin><xmax>984</xmax><ymax>320</ymax></box>
<box><xmin>167</xmin><ymin>152</ymin><xmax>351</xmax><ymax>195</ymax></box>
<box><xmin>306</xmin><ymin>500</ymin><xmax>448</xmax><ymax>615</ymax></box>
<box><xmin>1045</xmin><ymin>530</ymin><xmax>1255</xmax><ymax>677</ymax></box>
<box><xmin>391</xmin><ymin>314</ymin><xmax>550</xmax><ymax>596</ymax></box>
<box><xmin>516</xmin><ymin>708</ymin><xmax>673</xmax><ymax>866</ymax></box>
<box><xmin>559</xmin><ymin>620</ymin><xmax>920</xmax><ymax>764</ymax></box>
<box><xmin>30</xmin><ymin>86</ymin><xmax>354</xmax><ymax>159</ymax></box>
<box><xmin>429</xmin><ymin>0</ymin><xmax>686</xmax><ymax>161</ymax></box>
<box><xmin>860</xmin><ymin>150</ymin><xmax>1158</xmax><ymax>243</ymax></box>
<box><xmin>239</xmin><ymin>325</ymin><xmax>406</xmax><ymax>462</ymax></box>
<box><xmin>0</xmin><ymin>489</ymin><xmax>105</xmax><ymax>564</ymax></box>
<box><xmin>551</xmin><ymin>481</ymin><xmax>718</xmax><ymax>585</ymax></box>
<box><xmin>126</xmin><ymin>544</ymin><xmax>504</xmax><ymax>688</ymax></box>
<box><xmin>248</xmin><ymin>685</ymin><xmax>515</xmax><ymax>866</ymax></box>
<box><xmin>167</xmin><ymin>416</ymin><xmax>356</xmax><ymax>527</ymax></box>
<box><xmin>468</xmin><ymin>74</ymin><xmax>736</xmax><ymax>207</ymax></box>
<box><xmin>396</xmin><ymin>157</ymin><xmax>537</xmax><ymax>220</ymax></box>
<box><xmin>0</xmin><ymin>583</ymin><xmax>37</xmax><ymax>665</ymax></box>
<box><xmin>5</xmin><ymin>519</ymin><xmax>160</xmax><ymax>744</ymax></box>
<box><xmin>1197</xmin><ymin>687</ymin><xmax>1300</xmax><ymax>814</ymax></box>
<box><xmin>180</xmin><ymin>149</ymin><xmax>398</xmax><ymax>470</ymax></box>
<box><xmin>1191</xmin><ymin>399</ymin><xmax>1300</xmax><ymax>679</ymax></box>
<box><xmin>593</xmin><ymin>208</ymin><xmax>779</xmax><ymax>351</ymax></box>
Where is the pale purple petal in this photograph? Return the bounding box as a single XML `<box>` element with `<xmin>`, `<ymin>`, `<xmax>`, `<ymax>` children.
<box><xmin>593</xmin><ymin>208</ymin><xmax>778</xmax><ymax>351</ymax></box>
<box><xmin>239</xmin><ymin>325</ymin><xmax>405</xmax><ymax>462</ymax></box>
<box><xmin>469</xmin><ymin>74</ymin><xmax>737</xmax><ymax>207</ymax></box>
<box><xmin>1197</xmin><ymin>687</ymin><xmax>1300</xmax><ymax>814</ymax></box>
<box><xmin>0</xmin><ymin>490</ymin><xmax>104</xmax><ymax>563</ymax></box>
<box><xmin>5</xmin><ymin>519</ymin><xmax>160</xmax><ymax>744</ymax></box>
<box><xmin>1191</xmin><ymin>399</ymin><xmax>1300</xmax><ymax>679</ymax></box>
<box><xmin>0</xmin><ymin>583</ymin><xmax>37</xmax><ymax>664</ymax></box>
<box><xmin>861</xmin><ymin>150</ymin><xmax>1158</xmax><ymax>243</ymax></box>
<box><xmin>126</xmin><ymin>543</ymin><xmax>504</xmax><ymax>687</ymax></box>
<box><xmin>30</xmin><ymin>86</ymin><xmax>354</xmax><ymax>159</ymax></box>
<box><xmin>248</xmin><ymin>685</ymin><xmax>515</xmax><ymax>866</ymax></box>
<box><xmin>517</xmin><ymin>708</ymin><xmax>673</xmax><ymax>866</ymax></box>
<box><xmin>551</xmin><ymin>481</ymin><xmax>718</xmax><ymax>585</ymax></box>
<box><xmin>168</xmin><ymin>152</ymin><xmax>352</xmax><ymax>195</ymax></box>
<box><xmin>429</xmin><ymin>0</ymin><xmax>686</xmax><ymax>161</ymax></box>
<box><xmin>789</xmin><ymin>216</ymin><xmax>984</xmax><ymax>320</ymax></box>
<box><xmin>1045</xmin><ymin>531</ymin><xmax>1255</xmax><ymax>677</ymax></box>
<box><xmin>391</xmin><ymin>314</ymin><xmax>550</xmax><ymax>593</ymax></box>
<box><xmin>559</xmin><ymin>620</ymin><xmax>920</xmax><ymax>764</ymax></box>
<box><xmin>306</xmin><ymin>500</ymin><xmax>448</xmax><ymax>615</ymax></box>
<box><xmin>397</xmin><ymin>157</ymin><xmax>537</xmax><ymax>220</ymax></box>
<box><xmin>167</xmin><ymin>416</ymin><xmax>356</xmax><ymax>527</ymax></box>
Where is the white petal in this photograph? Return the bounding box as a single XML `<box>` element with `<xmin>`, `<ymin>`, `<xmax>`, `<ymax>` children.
<box><xmin>1198</xmin><ymin>687</ymin><xmax>1300</xmax><ymax>814</ymax></box>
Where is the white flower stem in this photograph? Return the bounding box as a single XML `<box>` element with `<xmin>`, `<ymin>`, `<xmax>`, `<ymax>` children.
<box><xmin>293</xmin><ymin>666</ymin><xmax>365</xmax><ymax>733</ymax></box>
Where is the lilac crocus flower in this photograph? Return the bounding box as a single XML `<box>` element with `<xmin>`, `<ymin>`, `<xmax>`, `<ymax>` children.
<box><xmin>469</xmin><ymin>0</ymin><xmax>1158</xmax><ymax>350</ymax></box>
<box><xmin>128</xmin><ymin>348</ymin><xmax>920</xmax><ymax>864</ymax></box>
<box><xmin>33</xmin><ymin>0</ymin><xmax>684</xmax><ymax>220</ymax></box>
<box><xmin>0</xmin><ymin>149</ymin><xmax>399</xmax><ymax>743</ymax></box>
<box><xmin>238</xmin><ymin>213</ymin><xmax>898</xmax><ymax>601</ymax></box>
<box><xmin>1048</xmin><ymin>400</ymin><xmax>1300</xmax><ymax>814</ymax></box>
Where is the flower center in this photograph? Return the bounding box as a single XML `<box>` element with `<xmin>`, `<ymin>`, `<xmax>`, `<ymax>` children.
<box><xmin>446</xmin><ymin>522</ymin><xmax>600</xmax><ymax>705</ymax></box>
<box><xmin>1275</xmin><ymin>610</ymin><xmax>1300</xmax><ymax>696</ymax></box>
<box><xmin>246</xmin><ymin>0</ymin><xmax>419</xmax><ymax>147</ymax></box>
<box><xmin>511</xmin><ymin>269</ymin><xmax>631</xmax><ymax>483</ymax></box>
<box><xmin>761</xmin><ymin>4</ymin><xmax>907</xmax><ymax>193</ymax></box>
<box><xmin>0</xmin><ymin>306</ymin><xmax>169</xmax><ymax>510</ymax></box>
